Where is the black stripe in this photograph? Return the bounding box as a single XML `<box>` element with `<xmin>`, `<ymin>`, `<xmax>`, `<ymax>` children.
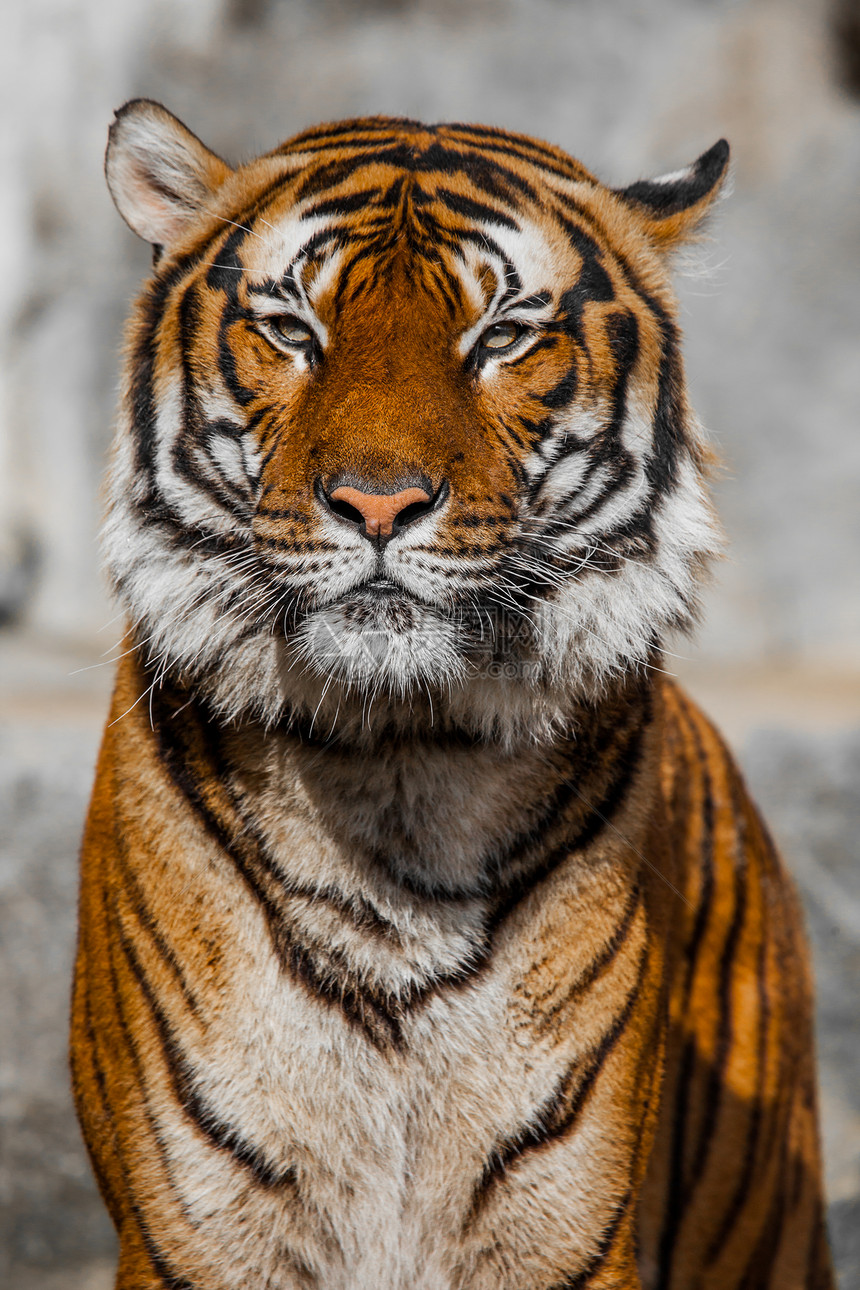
<box><xmin>685</xmin><ymin>762</ymin><xmax>750</xmax><ymax>1191</ymax></box>
<box><xmin>129</xmin><ymin>259</ymin><xmax>197</xmax><ymax>483</ymax></box>
<box><xmin>216</xmin><ymin>304</ymin><xmax>256</xmax><ymax>410</ymax></box>
<box><xmin>292</xmin><ymin>149</ymin><xmax>410</xmax><ymax>202</ymax></box>
<box><xmin>440</xmin><ymin>122</ymin><xmax>586</xmax><ymax>171</ymax></box>
<box><xmin>281</xmin><ymin>119</ymin><xmax>424</xmax><ymax>149</ymax></box>
<box><xmin>148</xmin><ymin>687</ymin><xmax>412</xmax><ymax>1047</ymax></box>
<box><xmin>435</xmin><ymin>187</ymin><xmax>520</xmax><ymax>230</ymax></box>
<box><xmin>535</xmin><ymin>881</ymin><xmax>643</xmax><ymax>1037</ymax></box>
<box><xmin>645</xmin><ymin>317</ymin><xmax>684</xmax><ymax>494</ymax></box>
<box><xmin>113</xmin><ymin>899</ymin><xmax>300</xmax><ymax>1190</ymax></box>
<box><xmin>99</xmin><ymin>862</ymin><xmax>206</xmax><ymax>1229</ymax></box>
<box><xmin>301</xmin><ymin>188</ymin><xmax>383</xmax><ymax>219</ymax></box>
<box><xmin>736</xmin><ymin>1121</ymin><xmax>791</xmax><ymax>1290</ymax></box>
<box><xmin>654</xmin><ymin>701</ymin><xmax>716</xmax><ymax>1281</ymax></box>
<box><xmin>540</xmin><ymin>362</ymin><xmax>580</xmax><ymax>416</ymax></box>
<box><xmin>114</xmin><ymin>832</ymin><xmax>202</xmax><ymax>1017</ymax></box>
<box><xmin>554</xmin><ymin>312</ymin><xmax>639</xmax><ymax>527</ymax></box>
<box><xmin>281</xmin><ymin>932</ymin><xmax>405</xmax><ymax>1048</ymax></box>
<box><xmin>352</xmin><ymin>698</ymin><xmax>645</xmax><ymax>909</ymax></box>
<box><xmin>704</xmin><ymin>904</ymin><xmax>770</xmax><ymax>1265</ymax></box>
<box><xmin>487</xmin><ymin>708</ymin><xmax>647</xmax><ymax>933</ymax></box>
<box><xmin>469</xmin><ymin>942</ymin><xmax>647</xmax><ymax>1216</ymax></box>
<box><xmin>554</xmin><ymin>211</ymin><xmax>616</xmax><ymax>335</ymax></box>
<box><xmin>74</xmin><ymin>981</ymin><xmax>123</xmax><ymax>1215</ymax></box>
<box><xmin>439</xmin><ymin>131</ymin><xmax>588</xmax><ymax>188</ymax></box>
<box><xmin>135</xmin><ymin>1225</ymin><xmax>196</xmax><ymax>1290</ymax></box>
<box><xmin>80</xmin><ymin>983</ymin><xmax>197</xmax><ymax>1288</ymax></box>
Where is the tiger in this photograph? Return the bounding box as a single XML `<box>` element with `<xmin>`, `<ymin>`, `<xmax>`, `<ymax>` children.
<box><xmin>71</xmin><ymin>99</ymin><xmax>834</xmax><ymax>1290</ymax></box>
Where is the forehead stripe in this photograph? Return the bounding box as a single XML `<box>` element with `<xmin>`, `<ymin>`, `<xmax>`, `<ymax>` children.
<box><xmin>277</xmin><ymin>118</ymin><xmax>591</xmax><ymax>188</ymax></box>
<box><xmin>301</xmin><ymin>189</ymin><xmax>383</xmax><ymax>220</ymax></box>
<box><xmin>435</xmin><ymin>189</ymin><xmax>521</xmax><ymax>231</ymax></box>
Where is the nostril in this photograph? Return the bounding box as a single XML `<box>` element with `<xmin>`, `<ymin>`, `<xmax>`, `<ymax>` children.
<box><xmin>314</xmin><ymin>478</ymin><xmax>367</xmax><ymax>530</ymax></box>
<box><xmin>394</xmin><ymin>499</ymin><xmax>431</xmax><ymax>529</ymax></box>
<box><xmin>393</xmin><ymin>480</ymin><xmax>448</xmax><ymax>532</ymax></box>
<box><xmin>326</xmin><ymin>493</ymin><xmax>366</xmax><ymax>527</ymax></box>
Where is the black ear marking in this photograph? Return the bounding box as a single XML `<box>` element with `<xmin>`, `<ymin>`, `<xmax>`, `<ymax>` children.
<box><xmin>615</xmin><ymin>140</ymin><xmax>730</xmax><ymax>246</ymax></box>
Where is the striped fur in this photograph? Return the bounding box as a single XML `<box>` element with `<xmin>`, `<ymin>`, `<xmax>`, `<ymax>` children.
<box><xmin>72</xmin><ymin>103</ymin><xmax>833</xmax><ymax>1288</ymax></box>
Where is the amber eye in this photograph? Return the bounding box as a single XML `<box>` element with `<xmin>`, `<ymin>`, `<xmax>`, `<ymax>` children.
<box><xmin>267</xmin><ymin>316</ymin><xmax>314</xmax><ymax>346</ymax></box>
<box><xmin>479</xmin><ymin>320</ymin><xmax>525</xmax><ymax>352</ymax></box>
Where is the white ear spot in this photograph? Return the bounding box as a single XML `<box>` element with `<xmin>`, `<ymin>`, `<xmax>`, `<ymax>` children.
<box><xmin>105</xmin><ymin>99</ymin><xmax>232</xmax><ymax>248</ymax></box>
<box><xmin>648</xmin><ymin>165</ymin><xmax>694</xmax><ymax>187</ymax></box>
<box><xmin>615</xmin><ymin>139</ymin><xmax>730</xmax><ymax>248</ymax></box>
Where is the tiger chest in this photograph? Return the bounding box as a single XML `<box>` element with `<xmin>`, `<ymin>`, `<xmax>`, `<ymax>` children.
<box><xmin>130</xmin><ymin>794</ymin><xmax>611</xmax><ymax>1289</ymax></box>
<box><xmin>158</xmin><ymin>908</ymin><xmax>575</xmax><ymax>1288</ymax></box>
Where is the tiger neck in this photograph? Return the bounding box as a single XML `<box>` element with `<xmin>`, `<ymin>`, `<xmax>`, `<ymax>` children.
<box><xmin>140</xmin><ymin>653</ymin><xmax>655</xmax><ymax>903</ymax></box>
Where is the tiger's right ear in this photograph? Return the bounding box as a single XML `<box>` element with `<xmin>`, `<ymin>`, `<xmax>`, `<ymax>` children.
<box><xmin>614</xmin><ymin>140</ymin><xmax>730</xmax><ymax>249</ymax></box>
<box><xmin>105</xmin><ymin>99</ymin><xmax>233</xmax><ymax>249</ymax></box>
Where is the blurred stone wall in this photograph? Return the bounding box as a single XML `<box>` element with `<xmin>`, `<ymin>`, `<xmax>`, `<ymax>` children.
<box><xmin>2</xmin><ymin>1</ymin><xmax>859</xmax><ymax>1287</ymax></box>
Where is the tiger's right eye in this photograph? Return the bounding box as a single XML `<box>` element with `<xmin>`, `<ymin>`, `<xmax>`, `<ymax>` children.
<box><xmin>268</xmin><ymin>316</ymin><xmax>314</xmax><ymax>346</ymax></box>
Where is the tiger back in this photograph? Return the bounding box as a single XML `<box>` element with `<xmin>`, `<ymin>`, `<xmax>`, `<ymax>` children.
<box><xmin>71</xmin><ymin>101</ymin><xmax>833</xmax><ymax>1289</ymax></box>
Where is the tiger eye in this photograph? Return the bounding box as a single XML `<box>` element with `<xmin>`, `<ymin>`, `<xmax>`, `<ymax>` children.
<box><xmin>270</xmin><ymin>316</ymin><xmax>313</xmax><ymax>345</ymax></box>
<box><xmin>480</xmin><ymin>321</ymin><xmax>522</xmax><ymax>350</ymax></box>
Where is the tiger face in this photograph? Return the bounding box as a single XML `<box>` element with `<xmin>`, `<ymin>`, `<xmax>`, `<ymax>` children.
<box><xmin>105</xmin><ymin>104</ymin><xmax>726</xmax><ymax>739</ymax></box>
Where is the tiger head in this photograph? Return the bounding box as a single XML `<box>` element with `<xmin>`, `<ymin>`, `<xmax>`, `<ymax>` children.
<box><xmin>104</xmin><ymin>101</ymin><xmax>727</xmax><ymax>743</ymax></box>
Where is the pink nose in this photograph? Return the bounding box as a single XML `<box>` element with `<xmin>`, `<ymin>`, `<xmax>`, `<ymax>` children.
<box><xmin>329</xmin><ymin>485</ymin><xmax>432</xmax><ymax>539</ymax></box>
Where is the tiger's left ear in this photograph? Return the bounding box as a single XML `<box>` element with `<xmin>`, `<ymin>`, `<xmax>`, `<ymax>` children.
<box><xmin>615</xmin><ymin>140</ymin><xmax>730</xmax><ymax>248</ymax></box>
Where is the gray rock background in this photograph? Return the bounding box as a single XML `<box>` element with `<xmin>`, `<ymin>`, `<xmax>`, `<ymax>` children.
<box><xmin>1</xmin><ymin>0</ymin><xmax>858</xmax><ymax>1285</ymax></box>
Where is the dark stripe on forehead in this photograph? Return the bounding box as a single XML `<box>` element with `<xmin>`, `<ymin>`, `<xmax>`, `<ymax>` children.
<box><xmin>281</xmin><ymin>135</ymin><xmax>418</xmax><ymax>167</ymax></box>
<box><xmin>435</xmin><ymin>188</ymin><xmax>521</xmax><ymax>231</ymax></box>
<box><xmin>294</xmin><ymin>157</ymin><xmax>393</xmax><ymax>203</ymax></box>
<box><xmin>289</xmin><ymin>141</ymin><xmax>542</xmax><ymax>212</ymax></box>
<box><xmin>301</xmin><ymin>188</ymin><xmax>383</xmax><ymax>220</ymax></box>
<box><xmin>444</xmin><ymin>135</ymin><xmax>592</xmax><ymax>189</ymax></box>
<box><xmin>278</xmin><ymin>117</ymin><xmax>591</xmax><ymax>190</ymax></box>
<box><xmin>274</xmin><ymin>116</ymin><xmax>429</xmax><ymax>150</ymax></box>
<box><xmin>438</xmin><ymin>121</ymin><xmax>591</xmax><ymax>176</ymax></box>
<box><xmin>387</xmin><ymin>141</ymin><xmax>542</xmax><ymax>205</ymax></box>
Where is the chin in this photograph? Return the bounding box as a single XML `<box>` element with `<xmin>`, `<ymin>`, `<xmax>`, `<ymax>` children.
<box><xmin>294</xmin><ymin>589</ymin><xmax>470</xmax><ymax>698</ymax></box>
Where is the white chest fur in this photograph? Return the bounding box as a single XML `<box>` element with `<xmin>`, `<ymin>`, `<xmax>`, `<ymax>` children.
<box><xmin>150</xmin><ymin>883</ymin><xmax>573</xmax><ymax>1289</ymax></box>
<box><xmin>128</xmin><ymin>722</ymin><xmax>630</xmax><ymax>1289</ymax></box>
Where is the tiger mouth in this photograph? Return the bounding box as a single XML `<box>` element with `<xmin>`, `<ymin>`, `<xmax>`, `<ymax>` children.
<box><xmin>303</xmin><ymin>580</ymin><xmax>531</xmax><ymax>665</ymax></box>
<box><xmin>362</xmin><ymin>579</ymin><xmax>411</xmax><ymax>598</ymax></box>
<box><xmin>326</xmin><ymin>578</ymin><xmax>441</xmax><ymax>617</ymax></box>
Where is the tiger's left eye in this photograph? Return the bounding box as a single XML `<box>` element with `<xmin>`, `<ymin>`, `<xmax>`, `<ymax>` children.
<box><xmin>480</xmin><ymin>321</ymin><xmax>522</xmax><ymax>351</ymax></box>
